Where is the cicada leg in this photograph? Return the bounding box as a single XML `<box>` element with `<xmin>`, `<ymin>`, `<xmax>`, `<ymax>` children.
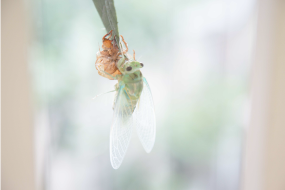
<box><xmin>133</xmin><ymin>50</ymin><xmax>136</xmax><ymax>60</ymax></box>
<box><xmin>112</xmin><ymin>35</ymin><xmax>117</xmax><ymax>44</ymax></box>
<box><xmin>120</xmin><ymin>35</ymin><xmax>128</xmax><ymax>55</ymax></box>
<box><xmin>100</xmin><ymin>70</ymin><xmax>118</xmax><ymax>80</ymax></box>
<box><xmin>112</xmin><ymin>82</ymin><xmax>124</xmax><ymax>110</ymax></box>
<box><xmin>113</xmin><ymin>83</ymin><xmax>119</xmax><ymax>109</ymax></box>
<box><xmin>114</xmin><ymin>52</ymin><xmax>122</xmax><ymax>60</ymax></box>
<box><xmin>116</xmin><ymin>56</ymin><xmax>125</xmax><ymax>72</ymax></box>
<box><xmin>92</xmin><ymin>89</ymin><xmax>116</xmax><ymax>100</ymax></box>
<box><xmin>103</xmin><ymin>30</ymin><xmax>113</xmax><ymax>41</ymax></box>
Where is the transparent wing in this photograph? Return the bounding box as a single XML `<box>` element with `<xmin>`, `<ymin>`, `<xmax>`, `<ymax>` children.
<box><xmin>133</xmin><ymin>77</ymin><xmax>156</xmax><ymax>153</ymax></box>
<box><xmin>110</xmin><ymin>84</ymin><xmax>133</xmax><ymax>169</ymax></box>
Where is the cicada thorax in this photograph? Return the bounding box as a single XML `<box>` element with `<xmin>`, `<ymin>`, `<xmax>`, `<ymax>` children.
<box><xmin>113</xmin><ymin>71</ymin><xmax>144</xmax><ymax>113</ymax></box>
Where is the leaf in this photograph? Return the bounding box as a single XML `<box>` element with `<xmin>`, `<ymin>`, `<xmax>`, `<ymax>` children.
<box><xmin>92</xmin><ymin>0</ymin><xmax>120</xmax><ymax>46</ymax></box>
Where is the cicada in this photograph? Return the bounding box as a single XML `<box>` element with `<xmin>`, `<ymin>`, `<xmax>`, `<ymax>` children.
<box><xmin>95</xmin><ymin>32</ymin><xmax>156</xmax><ymax>169</ymax></box>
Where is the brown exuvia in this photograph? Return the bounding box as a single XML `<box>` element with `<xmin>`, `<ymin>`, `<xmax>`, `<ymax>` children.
<box><xmin>95</xmin><ymin>30</ymin><xmax>128</xmax><ymax>80</ymax></box>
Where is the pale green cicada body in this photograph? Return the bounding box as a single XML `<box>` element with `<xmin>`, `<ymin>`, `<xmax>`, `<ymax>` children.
<box><xmin>98</xmin><ymin>43</ymin><xmax>156</xmax><ymax>169</ymax></box>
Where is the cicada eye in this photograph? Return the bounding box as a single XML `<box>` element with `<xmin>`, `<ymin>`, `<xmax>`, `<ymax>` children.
<box><xmin>126</xmin><ymin>66</ymin><xmax>132</xmax><ymax>71</ymax></box>
<box><xmin>140</xmin><ymin>63</ymin><xmax>144</xmax><ymax>67</ymax></box>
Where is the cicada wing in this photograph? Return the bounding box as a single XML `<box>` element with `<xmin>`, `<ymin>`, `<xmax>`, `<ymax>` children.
<box><xmin>110</xmin><ymin>85</ymin><xmax>133</xmax><ymax>169</ymax></box>
<box><xmin>133</xmin><ymin>77</ymin><xmax>156</xmax><ymax>153</ymax></box>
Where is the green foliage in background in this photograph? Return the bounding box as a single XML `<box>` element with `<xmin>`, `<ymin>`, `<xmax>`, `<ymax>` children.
<box><xmin>92</xmin><ymin>0</ymin><xmax>120</xmax><ymax>45</ymax></box>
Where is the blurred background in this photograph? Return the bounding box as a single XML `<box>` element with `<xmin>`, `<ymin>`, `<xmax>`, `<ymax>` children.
<box><xmin>2</xmin><ymin>0</ymin><xmax>285</xmax><ymax>190</ymax></box>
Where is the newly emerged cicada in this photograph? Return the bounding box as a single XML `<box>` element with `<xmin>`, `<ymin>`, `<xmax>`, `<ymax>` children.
<box><xmin>95</xmin><ymin>31</ymin><xmax>156</xmax><ymax>169</ymax></box>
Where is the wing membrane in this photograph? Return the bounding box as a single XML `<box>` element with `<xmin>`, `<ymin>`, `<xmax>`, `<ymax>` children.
<box><xmin>110</xmin><ymin>85</ymin><xmax>133</xmax><ymax>169</ymax></box>
<box><xmin>133</xmin><ymin>78</ymin><xmax>156</xmax><ymax>153</ymax></box>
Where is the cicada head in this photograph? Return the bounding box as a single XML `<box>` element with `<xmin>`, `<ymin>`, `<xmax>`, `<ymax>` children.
<box><xmin>122</xmin><ymin>61</ymin><xmax>144</xmax><ymax>74</ymax></box>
